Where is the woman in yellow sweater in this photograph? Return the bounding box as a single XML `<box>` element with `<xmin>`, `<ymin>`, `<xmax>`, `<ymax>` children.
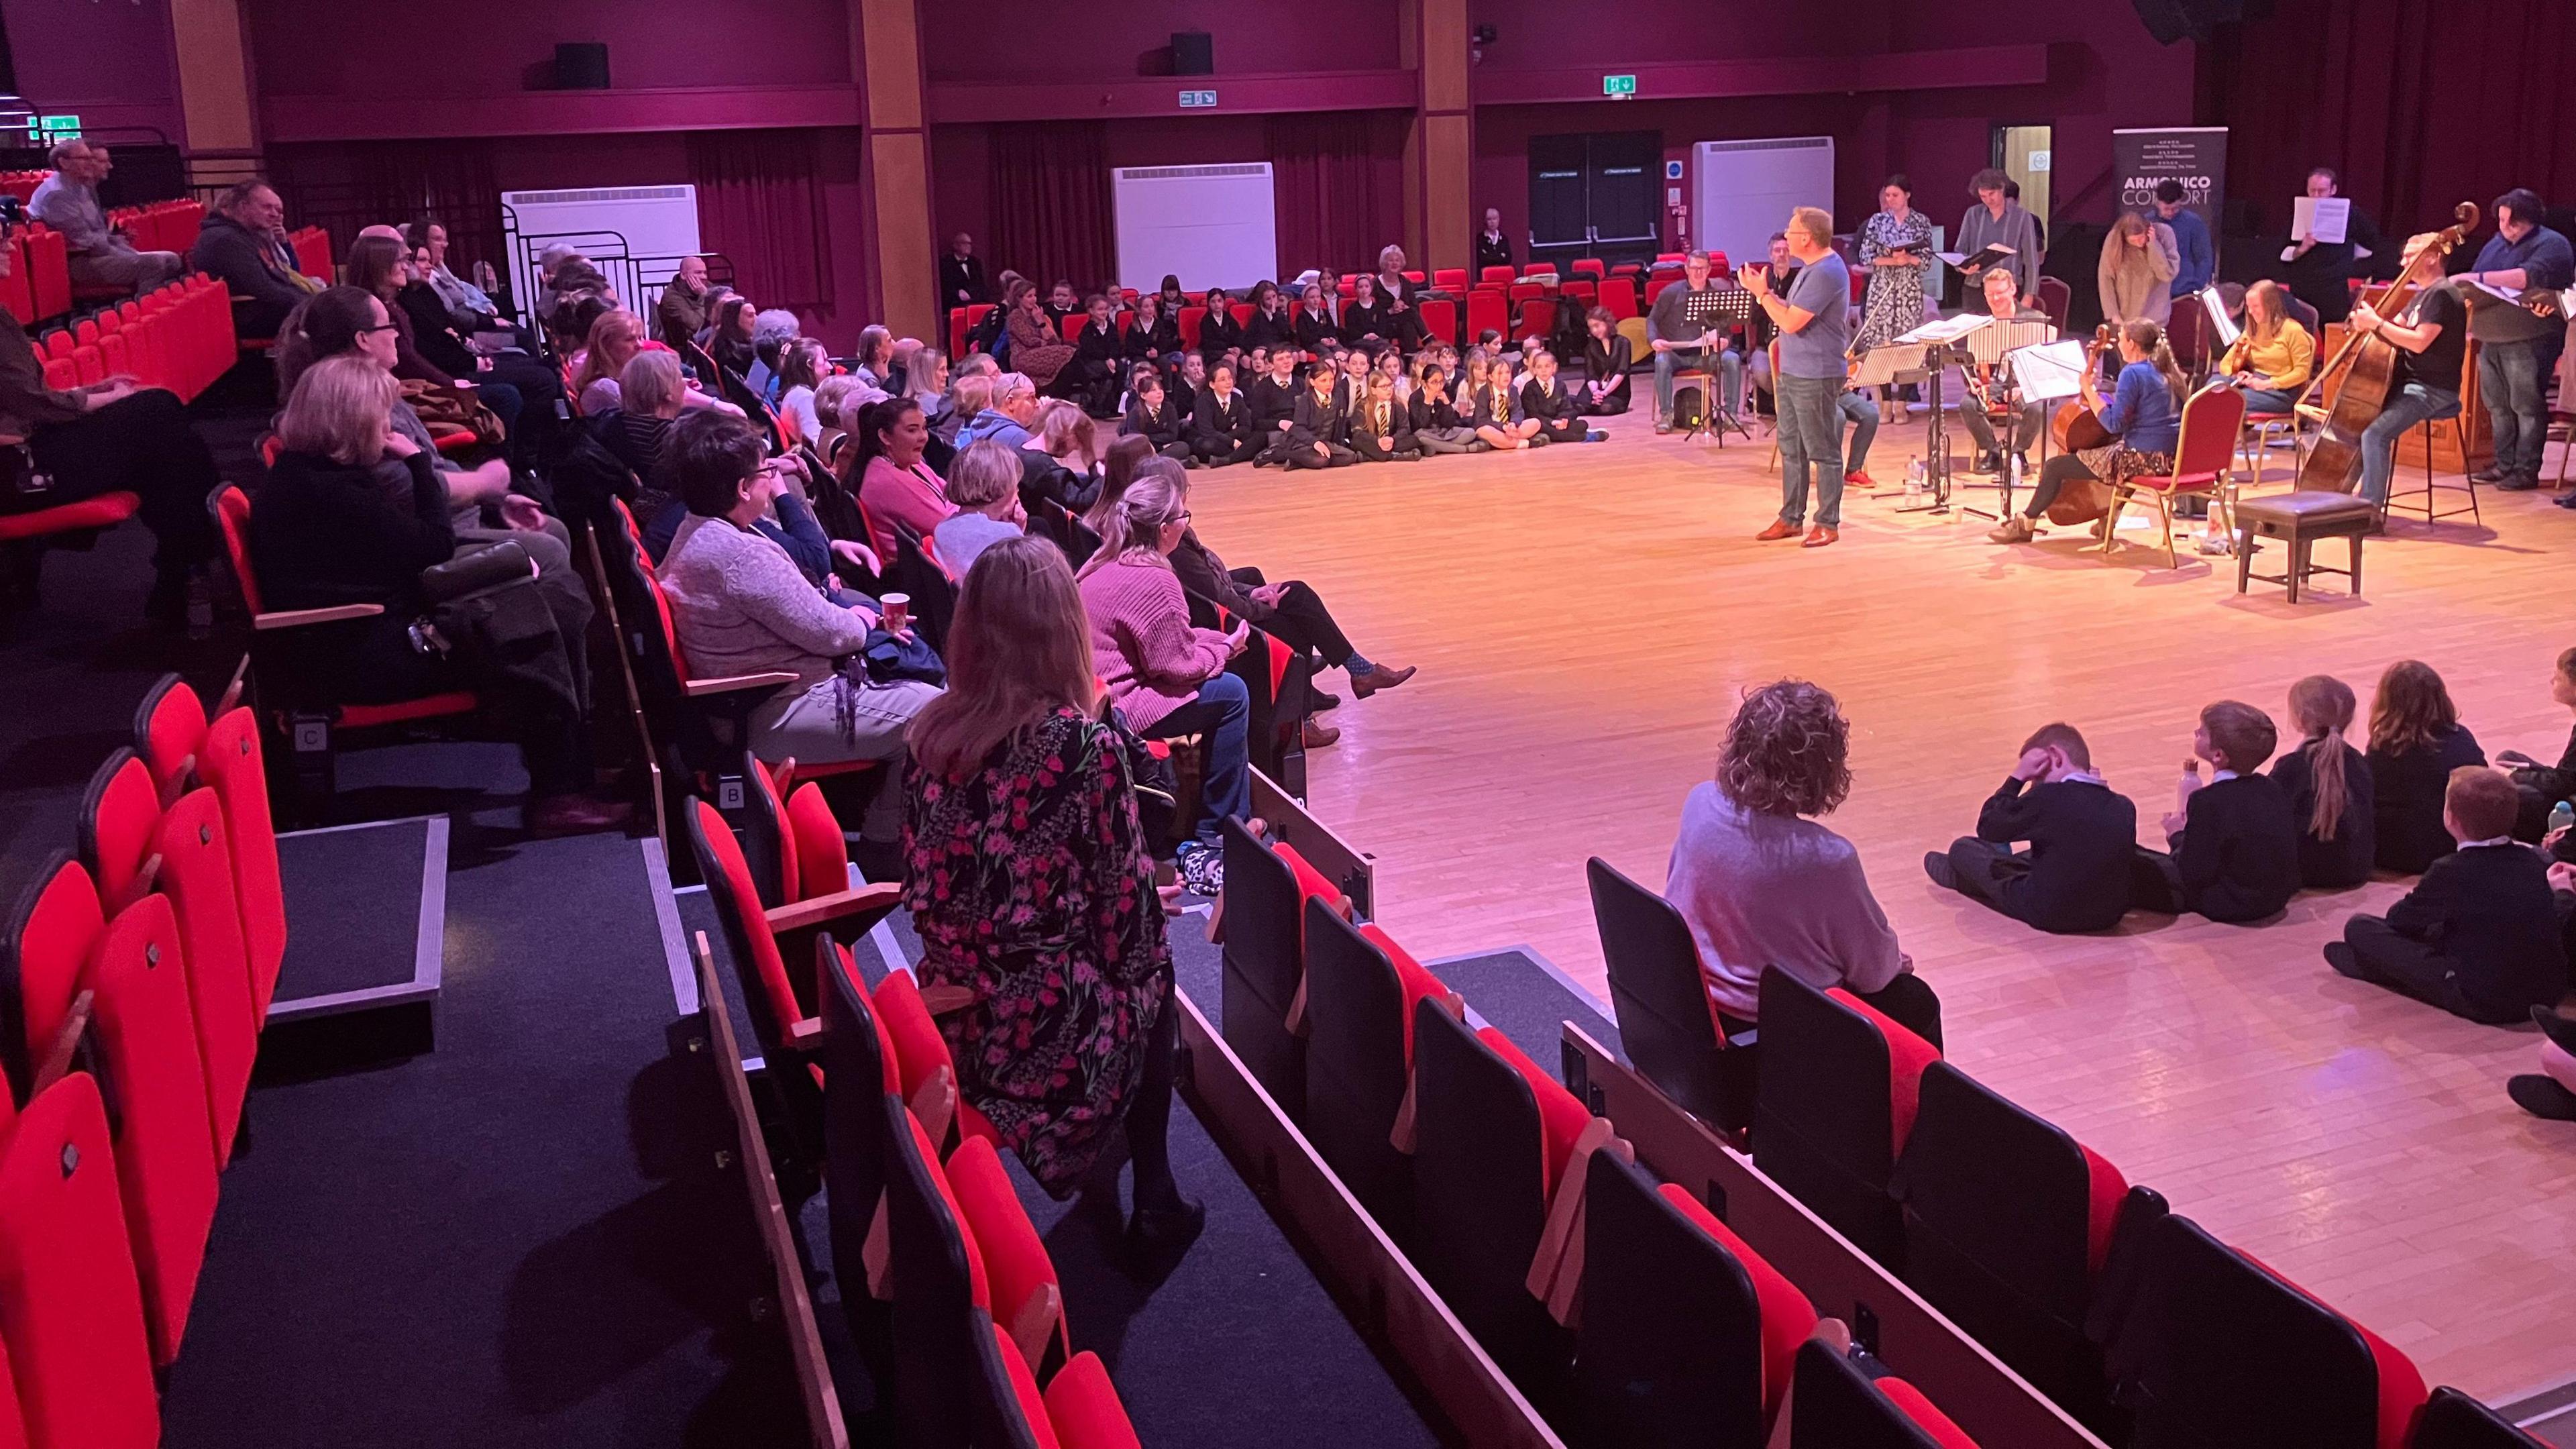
<box><xmin>2218</xmin><ymin>280</ymin><xmax>2315</xmax><ymax>415</ymax></box>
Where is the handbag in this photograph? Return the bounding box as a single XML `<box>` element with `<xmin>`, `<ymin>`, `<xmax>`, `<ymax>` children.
<box><xmin>402</xmin><ymin>379</ymin><xmax>506</xmax><ymax>446</ymax></box>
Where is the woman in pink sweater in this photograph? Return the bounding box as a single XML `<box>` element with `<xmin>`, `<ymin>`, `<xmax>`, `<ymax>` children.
<box><xmin>845</xmin><ymin>396</ymin><xmax>955</xmax><ymax>561</ymax></box>
<box><xmin>1077</xmin><ymin>472</ymin><xmax>1250</xmax><ymax>886</ymax></box>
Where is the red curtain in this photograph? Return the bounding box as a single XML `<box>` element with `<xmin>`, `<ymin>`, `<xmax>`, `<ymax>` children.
<box><xmin>1267</xmin><ymin>111</ymin><xmax>1405</xmax><ymax>278</ymax></box>
<box><xmin>687</xmin><ymin>129</ymin><xmax>837</xmax><ymax>318</ymax></box>
<box><xmin>988</xmin><ymin>123</ymin><xmax>1116</xmax><ymax>294</ymax></box>
<box><xmin>2200</xmin><ymin>0</ymin><xmax>2576</xmax><ymax>242</ymax></box>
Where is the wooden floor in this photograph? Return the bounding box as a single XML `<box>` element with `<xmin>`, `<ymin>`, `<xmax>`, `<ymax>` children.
<box><xmin>1191</xmin><ymin>418</ymin><xmax>2576</xmax><ymax>1406</ymax></box>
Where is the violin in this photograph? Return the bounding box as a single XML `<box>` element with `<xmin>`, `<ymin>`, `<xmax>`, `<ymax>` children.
<box><xmin>2296</xmin><ymin>201</ymin><xmax>2480</xmax><ymax>493</ymax></box>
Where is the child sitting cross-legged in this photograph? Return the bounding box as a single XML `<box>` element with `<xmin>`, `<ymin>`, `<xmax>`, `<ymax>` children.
<box><xmin>2328</xmin><ymin>766</ymin><xmax>2572</xmax><ymax>1025</ymax></box>
<box><xmin>2133</xmin><ymin>700</ymin><xmax>2302</xmax><ymax>924</ymax></box>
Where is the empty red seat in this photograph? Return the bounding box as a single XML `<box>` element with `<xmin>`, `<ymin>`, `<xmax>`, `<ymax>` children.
<box><xmin>1788</xmin><ymin>1340</ymin><xmax>1985</xmax><ymax>1448</ymax></box>
<box><xmin>0</xmin><ymin>488</ymin><xmax>137</xmax><ymax>545</ymax></box>
<box><xmin>1464</xmin><ymin>289</ymin><xmax>1508</xmax><ymax>345</ymax></box>
<box><xmin>1508</xmin><ymin>282</ymin><xmax>1548</xmax><ymax>307</ymax></box>
<box><xmin>89</xmin><ymin>894</ymin><xmax>219</xmax><ymax>1364</ymax></box>
<box><xmin>1432</xmin><ymin>267</ymin><xmax>1468</xmax><ymax>292</ymax></box>
<box><xmin>1752</xmin><ymin>971</ymin><xmax>1939</xmax><ymax>1270</ymax></box>
<box><xmin>0</xmin><ymin>1073</ymin><xmax>162</xmax><ymax>1447</ymax></box>
<box><xmin>0</xmin><ymin>857</ymin><xmax>102</xmax><ymax>1099</ymax></box>
<box><xmin>132</xmin><ymin>672</ymin><xmax>208</xmax><ymax>799</ymax></box>
<box><xmin>151</xmin><ymin>788</ymin><xmax>256</xmax><ymax>1167</ymax></box>
<box><xmin>1415</xmin><ymin>298</ymin><xmax>1456</xmax><ymax>348</ymax></box>
<box><xmin>1644</xmin><ymin>274</ymin><xmax>1679</xmax><ymax>308</ymax></box>
<box><xmin>1216</xmin><ymin>822</ymin><xmax>1346</xmax><ymax>1112</ymax></box>
<box><xmin>945</xmin><ymin>1134</ymin><xmax>1065</xmax><ymax>1371</ymax></box>
<box><xmin>1177</xmin><ymin>305</ymin><xmax>1205</xmax><ymax>351</ymax></box>
<box><xmin>1043</xmin><ymin>1350</ymin><xmax>1144</xmax><ymax>1449</ymax></box>
<box><xmin>196</xmin><ymin>709</ymin><xmax>287</xmax><ymax>1024</ymax></box>
<box><xmin>1570</xmin><ymin>259</ymin><xmax>1605</xmax><ymax>280</ymax></box>
<box><xmin>1300</xmin><ymin>908</ymin><xmax>1458</xmax><ymax>1232</ymax></box>
<box><xmin>1479</xmin><ymin>266</ymin><xmax>1517</xmax><ymax>285</ymax></box>
<box><xmin>1513</xmin><ymin>299</ymin><xmax>1553</xmax><ymax>343</ymax></box>
<box><xmin>1586</xmin><ymin>857</ymin><xmax>1752</xmax><ymax>1135</ymax></box>
<box><xmin>1892</xmin><ymin>1059</ymin><xmax>2145</xmax><ymax>1435</ymax></box>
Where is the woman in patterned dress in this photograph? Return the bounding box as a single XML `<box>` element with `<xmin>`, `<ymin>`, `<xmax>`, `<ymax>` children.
<box><xmin>1856</xmin><ymin>176</ymin><xmax>1935</xmax><ymax>360</ymax></box>
<box><xmin>902</xmin><ymin>535</ymin><xmax>1201</xmax><ymax>1249</ymax></box>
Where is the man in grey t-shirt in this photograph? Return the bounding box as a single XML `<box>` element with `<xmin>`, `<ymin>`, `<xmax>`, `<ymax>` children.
<box><xmin>1748</xmin><ymin>207</ymin><xmax>1852</xmax><ymax>547</ymax></box>
<box><xmin>28</xmin><ymin>141</ymin><xmax>183</xmax><ymax>297</ymax></box>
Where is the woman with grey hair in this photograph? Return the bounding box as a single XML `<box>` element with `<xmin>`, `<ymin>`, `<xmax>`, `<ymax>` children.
<box><xmin>932</xmin><ymin>439</ymin><xmax>1028</xmax><ymax>574</ymax></box>
<box><xmin>745</xmin><ymin>308</ymin><xmax>804</xmax><ymax>403</ymax></box>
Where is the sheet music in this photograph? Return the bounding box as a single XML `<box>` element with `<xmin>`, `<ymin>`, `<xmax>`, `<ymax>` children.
<box><xmin>1896</xmin><ymin>314</ymin><xmax>1993</xmax><ymax>346</ymax></box>
<box><xmin>2291</xmin><ymin>196</ymin><xmax>2351</xmax><ymax>246</ymax></box>
<box><xmin>1963</xmin><ymin>319</ymin><xmax>2055</xmax><ymax>368</ymax></box>
<box><xmin>2011</xmin><ymin>340</ymin><xmax>2090</xmax><ymax>402</ymax></box>
<box><xmin>2198</xmin><ymin>286</ymin><xmax>2240</xmax><ymax>350</ymax></box>
<box><xmin>1849</xmin><ymin>343</ymin><xmax>1927</xmax><ymax>388</ymax></box>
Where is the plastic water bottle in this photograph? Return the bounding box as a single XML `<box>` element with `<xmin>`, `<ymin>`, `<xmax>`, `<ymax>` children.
<box><xmin>2550</xmin><ymin>800</ymin><xmax>2575</xmax><ymax>838</ymax></box>
<box><xmin>1905</xmin><ymin>457</ymin><xmax>1925</xmax><ymax>498</ymax></box>
<box><xmin>2009</xmin><ymin>451</ymin><xmax>2024</xmax><ymax>495</ymax></box>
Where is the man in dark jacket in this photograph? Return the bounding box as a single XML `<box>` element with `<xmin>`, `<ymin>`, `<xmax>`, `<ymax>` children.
<box><xmin>940</xmin><ymin>233</ymin><xmax>990</xmax><ymax>310</ymax></box>
<box><xmin>192</xmin><ymin>180</ymin><xmax>315</xmax><ymax>339</ymax></box>
<box><xmin>1928</xmin><ymin>722</ymin><xmax>2142</xmax><ymax>934</ymax></box>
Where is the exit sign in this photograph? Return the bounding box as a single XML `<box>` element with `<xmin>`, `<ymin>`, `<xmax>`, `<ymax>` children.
<box><xmin>34</xmin><ymin>115</ymin><xmax>78</xmax><ymax>139</ymax></box>
<box><xmin>1177</xmin><ymin>89</ymin><xmax>1218</xmax><ymax>108</ymax></box>
<box><xmin>1603</xmin><ymin>74</ymin><xmax>1636</xmax><ymax>97</ymax></box>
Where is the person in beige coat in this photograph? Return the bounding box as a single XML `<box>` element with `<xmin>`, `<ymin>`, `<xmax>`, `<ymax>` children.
<box><xmin>2099</xmin><ymin>212</ymin><xmax>2182</xmax><ymax>327</ymax></box>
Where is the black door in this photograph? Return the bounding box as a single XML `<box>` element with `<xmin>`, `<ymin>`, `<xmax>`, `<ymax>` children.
<box><xmin>1525</xmin><ymin>130</ymin><xmax>1663</xmax><ymax>271</ymax></box>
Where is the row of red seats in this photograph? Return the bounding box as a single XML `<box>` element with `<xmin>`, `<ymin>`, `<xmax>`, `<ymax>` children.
<box><xmin>0</xmin><ymin>670</ymin><xmax>289</xmax><ymax>1447</ymax></box>
<box><xmin>0</xmin><ymin>225</ymin><xmax>70</xmax><ymax>327</ymax></box>
<box><xmin>1218</xmin><ymin>822</ymin><xmax>1990</xmax><ymax>1445</ymax></box>
<box><xmin>684</xmin><ymin>786</ymin><xmax>1148</xmax><ymax>1446</ymax></box>
<box><xmin>1578</xmin><ymin>859</ymin><xmax>2538</xmax><ymax>1449</ymax></box>
<box><xmin>30</xmin><ymin>274</ymin><xmax>236</xmax><ymax>403</ymax></box>
<box><xmin>286</xmin><ymin>226</ymin><xmax>331</xmax><ymax>286</ymax></box>
<box><xmin>103</xmin><ymin>200</ymin><xmax>205</xmax><ymax>259</ymax></box>
<box><xmin>0</xmin><ymin>172</ymin><xmax>46</xmax><ymax>205</ymax></box>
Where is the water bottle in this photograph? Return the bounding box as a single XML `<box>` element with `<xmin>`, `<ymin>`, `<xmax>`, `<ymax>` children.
<box><xmin>2009</xmin><ymin>451</ymin><xmax>2024</xmax><ymax>494</ymax></box>
<box><xmin>1906</xmin><ymin>456</ymin><xmax>1925</xmax><ymax>498</ymax></box>
<box><xmin>2551</xmin><ymin>800</ymin><xmax>2574</xmax><ymax>838</ymax></box>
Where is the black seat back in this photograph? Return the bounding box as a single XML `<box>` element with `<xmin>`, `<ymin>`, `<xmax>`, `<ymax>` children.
<box><xmin>1410</xmin><ymin>1006</ymin><xmax>1566</xmax><ymax>1414</ymax></box>
<box><xmin>965</xmin><ymin>1316</ymin><xmax>1046</xmax><ymax>1449</ymax></box>
<box><xmin>819</xmin><ymin>934</ymin><xmax>896</xmax><ymax>1381</ymax></box>
<box><xmin>1575</xmin><ymin>1151</ymin><xmax>1769</xmax><ymax>1448</ymax></box>
<box><xmin>1893</xmin><ymin>1060</ymin><xmax>2119</xmax><ymax>1432</ymax></box>
<box><xmin>1299</xmin><ymin>903</ymin><xmax>1413</xmax><ymax>1239</ymax></box>
<box><xmin>1752</xmin><ymin>970</ymin><xmax>1907</xmax><ymax>1269</ymax></box>
<box><xmin>739</xmin><ymin>750</ymin><xmax>792</xmax><ymax>909</ymax></box>
<box><xmin>888</xmin><ymin>524</ymin><xmax>958</xmax><ymax>657</ymax></box>
<box><xmin>1218</xmin><ymin>817</ymin><xmax>1306</xmax><ymax>1113</ymax></box>
<box><xmin>2411</xmin><ymin>1388</ymin><xmax>2543</xmax><ymax>1449</ymax></box>
<box><xmin>883</xmin><ymin>1094</ymin><xmax>983</xmax><ymax>1449</ymax></box>
<box><xmin>1586</xmin><ymin>856</ymin><xmax>1750</xmax><ymax>1134</ymax></box>
<box><xmin>2106</xmin><ymin>1212</ymin><xmax>2390</xmax><ymax>1449</ymax></box>
<box><xmin>1787</xmin><ymin>1340</ymin><xmax>1945</xmax><ymax>1449</ymax></box>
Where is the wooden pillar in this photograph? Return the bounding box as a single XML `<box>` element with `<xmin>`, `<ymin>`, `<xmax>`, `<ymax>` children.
<box><xmin>1411</xmin><ymin>0</ymin><xmax>1472</xmax><ymax>275</ymax></box>
<box><xmin>164</xmin><ymin>0</ymin><xmax>262</xmax><ymax>191</ymax></box>
<box><xmin>853</xmin><ymin>0</ymin><xmax>937</xmax><ymax>345</ymax></box>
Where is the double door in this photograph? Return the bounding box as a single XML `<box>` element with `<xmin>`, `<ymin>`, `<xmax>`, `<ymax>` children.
<box><xmin>1527</xmin><ymin>130</ymin><xmax>1662</xmax><ymax>270</ymax></box>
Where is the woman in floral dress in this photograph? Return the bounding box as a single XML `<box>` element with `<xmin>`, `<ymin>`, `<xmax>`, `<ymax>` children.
<box><xmin>1856</xmin><ymin>176</ymin><xmax>1935</xmax><ymax>356</ymax></box>
<box><xmin>902</xmin><ymin>535</ymin><xmax>1201</xmax><ymax>1248</ymax></box>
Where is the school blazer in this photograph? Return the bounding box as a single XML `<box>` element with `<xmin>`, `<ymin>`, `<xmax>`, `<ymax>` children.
<box><xmin>1189</xmin><ymin>390</ymin><xmax>1252</xmax><ymax>451</ymax></box>
<box><xmin>1289</xmin><ymin>388</ymin><xmax>1350</xmax><ymax>447</ymax></box>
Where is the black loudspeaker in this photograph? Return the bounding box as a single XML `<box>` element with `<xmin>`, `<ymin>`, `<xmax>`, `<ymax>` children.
<box><xmin>554</xmin><ymin>42</ymin><xmax>610</xmax><ymax>90</ymax></box>
<box><xmin>1171</xmin><ymin>31</ymin><xmax>1214</xmax><ymax>75</ymax></box>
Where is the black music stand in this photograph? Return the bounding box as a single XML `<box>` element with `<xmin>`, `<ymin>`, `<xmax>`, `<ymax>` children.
<box><xmin>1678</xmin><ymin>287</ymin><xmax>1758</xmax><ymax>439</ymax></box>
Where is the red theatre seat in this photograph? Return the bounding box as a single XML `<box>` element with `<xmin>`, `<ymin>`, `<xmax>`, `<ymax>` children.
<box><xmin>0</xmin><ymin>1073</ymin><xmax>162</xmax><ymax>1448</ymax></box>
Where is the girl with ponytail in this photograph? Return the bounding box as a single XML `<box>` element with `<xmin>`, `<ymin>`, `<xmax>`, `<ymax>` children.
<box><xmin>1988</xmin><ymin>313</ymin><xmax>2187</xmax><ymax>544</ymax></box>
<box><xmin>2269</xmin><ymin>675</ymin><xmax>2375</xmax><ymax>887</ymax></box>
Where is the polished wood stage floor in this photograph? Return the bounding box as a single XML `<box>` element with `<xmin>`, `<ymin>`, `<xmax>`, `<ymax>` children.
<box><xmin>1191</xmin><ymin>419</ymin><xmax>2576</xmax><ymax>1405</ymax></box>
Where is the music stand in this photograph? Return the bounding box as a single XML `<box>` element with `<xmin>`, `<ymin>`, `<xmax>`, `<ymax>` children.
<box><xmin>1886</xmin><ymin>315</ymin><xmax>1994</xmax><ymax>514</ymax></box>
<box><xmin>1676</xmin><ymin>287</ymin><xmax>1758</xmax><ymax>439</ymax></box>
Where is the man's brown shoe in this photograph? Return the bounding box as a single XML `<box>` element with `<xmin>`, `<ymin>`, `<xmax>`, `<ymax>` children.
<box><xmin>1755</xmin><ymin>519</ymin><xmax>1801</xmax><ymax>541</ymax></box>
<box><xmin>1301</xmin><ymin>718</ymin><xmax>1341</xmax><ymax>749</ymax></box>
<box><xmin>1348</xmin><ymin>663</ymin><xmax>1416</xmax><ymax>699</ymax></box>
<box><xmin>1802</xmin><ymin>525</ymin><xmax>1837</xmax><ymax>548</ymax></box>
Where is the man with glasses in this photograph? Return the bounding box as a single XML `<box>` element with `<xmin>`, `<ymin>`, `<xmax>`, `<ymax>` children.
<box><xmin>0</xmin><ymin>212</ymin><xmax>222</xmax><ymax>619</ymax></box>
<box><xmin>1647</xmin><ymin>250</ymin><xmax>1747</xmax><ymax>435</ymax></box>
<box><xmin>28</xmin><ymin>140</ymin><xmax>184</xmax><ymax>296</ymax></box>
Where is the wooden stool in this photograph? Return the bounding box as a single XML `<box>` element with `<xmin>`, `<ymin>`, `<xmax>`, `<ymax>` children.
<box><xmin>2235</xmin><ymin>490</ymin><xmax>2375</xmax><ymax>602</ymax></box>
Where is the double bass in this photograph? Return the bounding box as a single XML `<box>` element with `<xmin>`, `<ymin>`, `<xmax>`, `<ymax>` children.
<box><xmin>2294</xmin><ymin>201</ymin><xmax>2481</xmax><ymax>493</ymax></box>
<box><xmin>2043</xmin><ymin>325</ymin><xmax>2121</xmax><ymax>525</ymax></box>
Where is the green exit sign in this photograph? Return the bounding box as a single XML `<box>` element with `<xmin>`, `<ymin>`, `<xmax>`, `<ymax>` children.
<box><xmin>1602</xmin><ymin>74</ymin><xmax>1636</xmax><ymax>97</ymax></box>
<box><xmin>34</xmin><ymin>115</ymin><xmax>78</xmax><ymax>139</ymax></box>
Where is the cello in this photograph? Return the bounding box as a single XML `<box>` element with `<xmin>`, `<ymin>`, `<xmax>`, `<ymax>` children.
<box><xmin>2043</xmin><ymin>325</ymin><xmax>2121</xmax><ymax>525</ymax></box>
<box><xmin>2294</xmin><ymin>201</ymin><xmax>2480</xmax><ymax>493</ymax></box>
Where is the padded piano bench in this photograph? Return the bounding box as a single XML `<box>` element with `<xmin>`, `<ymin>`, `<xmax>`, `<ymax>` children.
<box><xmin>2235</xmin><ymin>491</ymin><xmax>2375</xmax><ymax>604</ymax></box>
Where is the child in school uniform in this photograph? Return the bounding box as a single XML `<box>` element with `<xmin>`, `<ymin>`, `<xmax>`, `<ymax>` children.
<box><xmin>1407</xmin><ymin>359</ymin><xmax>1481</xmax><ymax>454</ymax></box>
<box><xmin>2328</xmin><ymin>767</ymin><xmax>2571</xmax><ymax>1024</ymax></box>
<box><xmin>1286</xmin><ymin>358</ymin><xmax>1359</xmax><ymax>470</ymax></box>
<box><xmin>2135</xmin><ymin>700</ymin><xmax>2303</xmax><ymax>923</ymax></box>
<box><xmin>2268</xmin><ymin>674</ymin><xmax>2376</xmax><ymax>888</ymax></box>
<box><xmin>1926</xmin><ymin>722</ymin><xmax>2142</xmax><ymax>934</ymax></box>
<box><xmin>1473</xmin><ymin>353</ymin><xmax>1541</xmax><ymax>450</ymax></box>
<box><xmin>1517</xmin><ymin>349</ymin><xmax>1603</xmax><ymax>443</ymax></box>
<box><xmin>1189</xmin><ymin>361</ymin><xmax>1260</xmax><ymax>468</ymax></box>
<box><xmin>1247</xmin><ymin>347</ymin><xmax>1302</xmax><ymax>466</ymax></box>
<box><xmin>1348</xmin><ymin>372</ymin><xmax>1420</xmax><ymax>462</ymax></box>
<box><xmin>1122</xmin><ymin>365</ymin><xmax>1192</xmax><ymax>463</ymax></box>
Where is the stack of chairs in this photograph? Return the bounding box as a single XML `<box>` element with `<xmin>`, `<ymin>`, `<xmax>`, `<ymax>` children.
<box><xmin>0</xmin><ymin>669</ymin><xmax>292</xmax><ymax>1446</ymax></box>
<box><xmin>1575</xmin><ymin>856</ymin><xmax>2542</xmax><ymax>1449</ymax></box>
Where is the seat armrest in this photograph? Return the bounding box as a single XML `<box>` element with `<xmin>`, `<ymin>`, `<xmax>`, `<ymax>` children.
<box><xmin>30</xmin><ymin>989</ymin><xmax>94</xmax><ymax>1095</ymax></box>
<box><xmin>764</xmin><ymin>881</ymin><xmax>904</xmax><ymax>936</ymax></box>
<box><xmin>254</xmin><ymin>603</ymin><xmax>386</xmax><ymax>631</ymax></box>
<box><xmin>685</xmin><ymin>670</ymin><xmax>800</xmax><ymax>697</ymax></box>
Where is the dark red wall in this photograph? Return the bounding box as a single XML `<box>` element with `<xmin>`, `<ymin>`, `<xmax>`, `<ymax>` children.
<box><xmin>5</xmin><ymin>0</ymin><xmax>183</xmax><ymax>140</ymax></box>
<box><xmin>920</xmin><ymin>0</ymin><xmax>1400</xmax><ymax>82</ymax></box>
<box><xmin>247</xmin><ymin>0</ymin><xmax>854</xmax><ymax>95</ymax></box>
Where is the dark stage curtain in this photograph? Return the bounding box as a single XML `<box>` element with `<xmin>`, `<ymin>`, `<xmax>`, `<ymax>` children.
<box><xmin>988</xmin><ymin>122</ymin><xmax>1116</xmax><ymax>295</ymax></box>
<box><xmin>269</xmin><ymin>140</ymin><xmax>503</xmax><ymax>278</ymax></box>
<box><xmin>2200</xmin><ymin>0</ymin><xmax>2576</xmax><ymax>244</ymax></box>
<box><xmin>687</xmin><ymin>129</ymin><xmax>837</xmax><ymax>317</ymax></box>
<box><xmin>1267</xmin><ymin>111</ymin><xmax>1405</xmax><ymax>278</ymax></box>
